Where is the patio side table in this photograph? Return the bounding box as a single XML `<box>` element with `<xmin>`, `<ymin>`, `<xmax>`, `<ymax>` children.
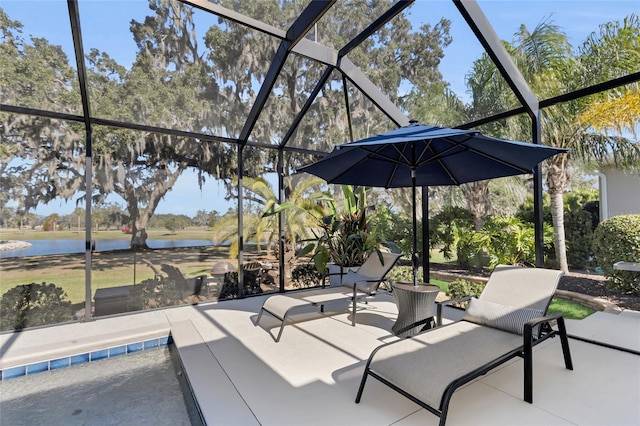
<box><xmin>391</xmin><ymin>282</ymin><xmax>440</xmax><ymax>338</ymax></box>
<box><xmin>613</xmin><ymin>261</ymin><xmax>640</xmax><ymax>272</ymax></box>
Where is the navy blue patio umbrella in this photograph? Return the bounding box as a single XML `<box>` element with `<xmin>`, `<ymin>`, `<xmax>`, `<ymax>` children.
<box><xmin>298</xmin><ymin>122</ymin><xmax>568</xmax><ymax>285</ymax></box>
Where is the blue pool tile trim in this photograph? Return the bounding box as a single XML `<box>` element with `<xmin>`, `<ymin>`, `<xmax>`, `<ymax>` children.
<box><xmin>144</xmin><ymin>339</ymin><xmax>158</xmax><ymax>349</ymax></box>
<box><xmin>90</xmin><ymin>349</ymin><xmax>109</xmax><ymax>361</ymax></box>
<box><xmin>27</xmin><ymin>361</ymin><xmax>49</xmax><ymax>375</ymax></box>
<box><xmin>109</xmin><ymin>345</ymin><xmax>127</xmax><ymax>358</ymax></box>
<box><xmin>127</xmin><ymin>342</ymin><xmax>143</xmax><ymax>353</ymax></box>
<box><xmin>50</xmin><ymin>357</ymin><xmax>70</xmax><ymax>370</ymax></box>
<box><xmin>71</xmin><ymin>353</ymin><xmax>90</xmax><ymax>365</ymax></box>
<box><xmin>3</xmin><ymin>365</ymin><xmax>26</xmax><ymax>380</ymax></box>
<box><xmin>1</xmin><ymin>336</ymin><xmax>170</xmax><ymax>381</ymax></box>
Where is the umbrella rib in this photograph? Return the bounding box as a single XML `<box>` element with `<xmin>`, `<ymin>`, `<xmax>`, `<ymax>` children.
<box><xmin>463</xmin><ymin>145</ymin><xmax>533</xmax><ymax>174</ymax></box>
<box><xmin>417</xmin><ymin>135</ymin><xmax>535</xmax><ymax>175</ymax></box>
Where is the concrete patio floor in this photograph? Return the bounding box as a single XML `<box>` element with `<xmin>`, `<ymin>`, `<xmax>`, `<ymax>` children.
<box><xmin>1</xmin><ymin>290</ymin><xmax>639</xmax><ymax>425</ymax></box>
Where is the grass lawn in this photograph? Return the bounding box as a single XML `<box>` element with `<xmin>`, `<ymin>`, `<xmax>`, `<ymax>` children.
<box><xmin>0</xmin><ymin>245</ymin><xmax>234</xmax><ymax>303</ymax></box>
<box><xmin>547</xmin><ymin>298</ymin><xmax>596</xmax><ymax>320</ymax></box>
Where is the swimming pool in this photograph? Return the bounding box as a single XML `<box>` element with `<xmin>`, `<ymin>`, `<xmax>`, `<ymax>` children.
<box><xmin>0</xmin><ymin>346</ymin><xmax>203</xmax><ymax>425</ymax></box>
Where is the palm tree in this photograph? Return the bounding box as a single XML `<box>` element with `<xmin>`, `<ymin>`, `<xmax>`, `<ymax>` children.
<box><xmin>211</xmin><ymin>175</ymin><xmax>327</xmax><ymax>262</ymax></box>
<box><xmin>507</xmin><ymin>16</ymin><xmax>639</xmax><ymax>272</ymax></box>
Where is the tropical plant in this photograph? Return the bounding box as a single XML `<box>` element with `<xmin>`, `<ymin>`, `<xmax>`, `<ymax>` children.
<box><xmin>300</xmin><ymin>185</ymin><xmax>380</xmax><ymax>274</ymax></box>
<box><xmin>471</xmin><ymin>216</ymin><xmax>554</xmax><ymax>268</ymax></box>
<box><xmin>213</xmin><ymin>175</ymin><xmax>328</xmax><ymax>260</ymax></box>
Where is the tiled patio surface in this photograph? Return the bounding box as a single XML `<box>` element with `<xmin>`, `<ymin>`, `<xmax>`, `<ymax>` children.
<box><xmin>1</xmin><ymin>291</ymin><xmax>639</xmax><ymax>425</ymax></box>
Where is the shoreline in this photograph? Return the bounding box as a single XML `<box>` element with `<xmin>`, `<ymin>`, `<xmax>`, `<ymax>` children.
<box><xmin>0</xmin><ymin>240</ymin><xmax>32</xmax><ymax>252</ymax></box>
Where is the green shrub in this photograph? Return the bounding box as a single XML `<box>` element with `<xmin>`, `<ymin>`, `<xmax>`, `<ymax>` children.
<box><xmin>387</xmin><ymin>265</ymin><xmax>415</xmax><ymax>284</ymax></box>
<box><xmin>0</xmin><ymin>283</ymin><xmax>73</xmax><ymax>331</ymax></box>
<box><xmin>218</xmin><ymin>271</ymin><xmax>263</xmax><ymax>299</ymax></box>
<box><xmin>592</xmin><ymin>214</ymin><xmax>640</xmax><ymax>295</ymax></box>
<box><xmin>517</xmin><ymin>190</ymin><xmax>599</xmax><ymax>268</ymax></box>
<box><xmin>446</xmin><ymin>278</ymin><xmax>485</xmax><ymax>300</ymax></box>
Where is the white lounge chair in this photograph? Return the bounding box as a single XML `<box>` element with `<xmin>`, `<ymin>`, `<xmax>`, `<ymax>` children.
<box><xmin>256</xmin><ymin>251</ymin><xmax>402</xmax><ymax>342</ymax></box>
<box><xmin>356</xmin><ymin>265</ymin><xmax>573</xmax><ymax>426</ymax></box>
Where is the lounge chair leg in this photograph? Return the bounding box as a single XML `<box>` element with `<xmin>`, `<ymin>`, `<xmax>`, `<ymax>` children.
<box><xmin>275</xmin><ymin>323</ymin><xmax>286</xmax><ymax>342</ymax></box>
<box><xmin>355</xmin><ymin>371</ymin><xmax>369</xmax><ymax>403</ymax></box>
<box><xmin>352</xmin><ymin>284</ymin><xmax>357</xmax><ymax>326</ymax></box>
<box><xmin>557</xmin><ymin>316</ymin><xmax>574</xmax><ymax>370</ymax></box>
<box><xmin>256</xmin><ymin>308</ymin><xmax>264</xmax><ymax>326</ymax></box>
<box><xmin>524</xmin><ymin>324</ymin><xmax>534</xmax><ymax>403</ymax></box>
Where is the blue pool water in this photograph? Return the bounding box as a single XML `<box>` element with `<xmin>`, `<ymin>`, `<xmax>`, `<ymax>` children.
<box><xmin>0</xmin><ymin>346</ymin><xmax>202</xmax><ymax>425</ymax></box>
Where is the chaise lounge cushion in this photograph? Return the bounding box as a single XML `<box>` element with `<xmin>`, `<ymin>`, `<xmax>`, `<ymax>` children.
<box><xmin>462</xmin><ymin>297</ymin><xmax>544</xmax><ymax>335</ymax></box>
<box><xmin>368</xmin><ymin>321</ymin><xmax>523</xmax><ymax>410</ymax></box>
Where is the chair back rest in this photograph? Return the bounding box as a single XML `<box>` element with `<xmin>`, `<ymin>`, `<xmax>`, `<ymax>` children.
<box><xmin>353</xmin><ymin>251</ymin><xmax>403</xmax><ymax>294</ymax></box>
<box><xmin>161</xmin><ymin>264</ymin><xmax>187</xmax><ymax>284</ymax></box>
<box><xmin>479</xmin><ymin>265</ymin><xmax>563</xmax><ymax>312</ymax></box>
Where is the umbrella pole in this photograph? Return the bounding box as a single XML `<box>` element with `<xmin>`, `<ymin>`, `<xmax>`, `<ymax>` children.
<box><xmin>411</xmin><ymin>169</ymin><xmax>418</xmax><ymax>286</ymax></box>
<box><xmin>422</xmin><ymin>186</ymin><xmax>430</xmax><ymax>283</ymax></box>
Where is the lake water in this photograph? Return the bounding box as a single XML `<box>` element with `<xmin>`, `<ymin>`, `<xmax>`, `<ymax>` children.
<box><xmin>0</xmin><ymin>239</ymin><xmax>213</xmax><ymax>258</ymax></box>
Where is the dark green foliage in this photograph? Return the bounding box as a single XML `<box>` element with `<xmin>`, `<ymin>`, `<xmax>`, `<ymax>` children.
<box><xmin>564</xmin><ymin>190</ymin><xmax>599</xmax><ymax>268</ymax></box>
<box><xmin>516</xmin><ymin>193</ymin><xmax>552</xmax><ymax>225</ymax></box>
<box><xmin>593</xmin><ymin>214</ymin><xmax>640</xmax><ymax>295</ymax></box>
<box><xmin>218</xmin><ymin>271</ymin><xmax>264</xmax><ymax>300</ymax></box>
<box><xmin>291</xmin><ymin>264</ymin><xmax>323</xmax><ymax>288</ymax></box>
<box><xmin>518</xmin><ymin>190</ymin><xmax>599</xmax><ymax>268</ymax></box>
<box><xmin>0</xmin><ymin>283</ymin><xmax>73</xmax><ymax>331</ymax></box>
<box><xmin>368</xmin><ymin>204</ymin><xmax>414</xmax><ymax>258</ymax></box>
<box><xmin>429</xmin><ymin>206</ymin><xmax>474</xmax><ymax>260</ymax></box>
<box><xmin>128</xmin><ymin>277</ymin><xmax>184</xmax><ymax>310</ymax></box>
<box><xmin>455</xmin><ymin>232</ymin><xmax>476</xmax><ymax>269</ymax></box>
<box><xmin>565</xmin><ymin>208</ymin><xmax>594</xmax><ymax>268</ymax></box>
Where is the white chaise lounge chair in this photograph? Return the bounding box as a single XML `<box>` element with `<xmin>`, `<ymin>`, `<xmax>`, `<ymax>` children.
<box><xmin>256</xmin><ymin>251</ymin><xmax>402</xmax><ymax>342</ymax></box>
<box><xmin>355</xmin><ymin>265</ymin><xmax>573</xmax><ymax>426</ymax></box>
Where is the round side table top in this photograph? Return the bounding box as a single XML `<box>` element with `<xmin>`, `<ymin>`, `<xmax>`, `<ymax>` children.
<box><xmin>392</xmin><ymin>282</ymin><xmax>440</xmax><ymax>293</ymax></box>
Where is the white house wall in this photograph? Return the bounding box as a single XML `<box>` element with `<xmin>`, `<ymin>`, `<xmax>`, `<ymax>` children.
<box><xmin>599</xmin><ymin>167</ymin><xmax>640</xmax><ymax>220</ymax></box>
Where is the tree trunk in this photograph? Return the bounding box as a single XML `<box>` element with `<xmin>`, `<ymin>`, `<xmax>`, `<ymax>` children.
<box><xmin>547</xmin><ymin>154</ymin><xmax>570</xmax><ymax>273</ymax></box>
<box><xmin>550</xmin><ymin>191</ymin><xmax>568</xmax><ymax>273</ymax></box>
<box><xmin>131</xmin><ymin>226</ymin><xmax>149</xmax><ymax>250</ymax></box>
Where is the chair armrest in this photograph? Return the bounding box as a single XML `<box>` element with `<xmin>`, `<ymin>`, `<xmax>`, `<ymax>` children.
<box><xmin>435</xmin><ymin>296</ymin><xmax>473</xmax><ymax>326</ymax></box>
<box><xmin>523</xmin><ymin>312</ymin><xmax>562</xmax><ymax>339</ymax></box>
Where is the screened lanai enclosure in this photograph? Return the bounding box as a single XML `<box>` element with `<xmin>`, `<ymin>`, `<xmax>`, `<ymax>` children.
<box><xmin>1</xmin><ymin>0</ymin><xmax>638</xmax><ymax>329</ymax></box>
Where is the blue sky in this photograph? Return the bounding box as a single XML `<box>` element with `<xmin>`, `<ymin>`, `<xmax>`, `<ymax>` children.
<box><xmin>3</xmin><ymin>0</ymin><xmax>638</xmax><ymax>217</ymax></box>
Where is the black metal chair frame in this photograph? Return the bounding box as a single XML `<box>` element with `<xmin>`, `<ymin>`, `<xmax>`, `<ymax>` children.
<box><xmin>355</xmin><ymin>306</ymin><xmax>573</xmax><ymax>426</ymax></box>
